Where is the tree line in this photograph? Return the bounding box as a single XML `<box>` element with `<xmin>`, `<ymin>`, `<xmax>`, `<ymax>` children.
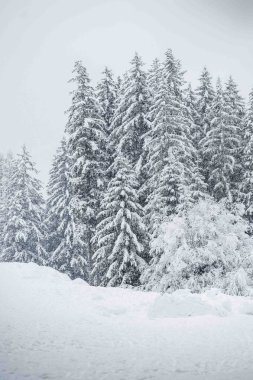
<box><xmin>1</xmin><ymin>49</ymin><xmax>253</xmax><ymax>293</ymax></box>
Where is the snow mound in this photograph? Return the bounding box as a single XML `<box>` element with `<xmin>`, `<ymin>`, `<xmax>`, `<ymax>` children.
<box><xmin>0</xmin><ymin>261</ymin><xmax>88</xmax><ymax>285</ymax></box>
<box><xmin>2</xmin><ymin>262</ymin><xmax>253</xmax><ymax>380</ymax></box>
<box><xmin>149</xmin><ymin>289</ymin><xmax>227</xmax><ymax>318</ymax></box>
<box><xmin>149</xmin><ymin>289</ymin><xmax>253</xmax><ymax>318</ymax></box>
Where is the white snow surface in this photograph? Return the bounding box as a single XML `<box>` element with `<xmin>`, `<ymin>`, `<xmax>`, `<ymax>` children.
<box><xmin>1</xmin><ymin>263</ymin><xmax>253</xmax><ymax>380</ymax></box>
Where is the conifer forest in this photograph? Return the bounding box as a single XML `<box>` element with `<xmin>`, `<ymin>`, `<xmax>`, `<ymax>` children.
<box><xmin>1</xmin><ymin>49</ymin><xmax>253</xmax><ymax>296</ymax></box>
<box><xmin>2</xmin><ymin>1</ymin><xmax>253</xmax><ymax>379</ymax></box>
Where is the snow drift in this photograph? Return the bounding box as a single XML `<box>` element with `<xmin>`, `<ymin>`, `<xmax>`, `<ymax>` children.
<box><xmin>1</xmin><ymin>263</ymin><xmax>253</xmax><ymax>380</ymax></box>
<box><xmin>149</xmin><ymin>288</ymin><xmax>253</xmax><ymax>318</ymax></box>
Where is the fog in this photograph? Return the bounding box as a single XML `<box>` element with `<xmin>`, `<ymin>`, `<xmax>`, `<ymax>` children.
<box><xmin>0</xmin><ymin>0</ymin><xmax>252</xmax><ymax>185</ymax></box>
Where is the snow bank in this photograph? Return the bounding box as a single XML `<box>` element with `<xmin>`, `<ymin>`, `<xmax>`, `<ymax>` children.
<box><xmin>149</xmin><ymin>289</ymin><xmax>253</xmax><ymax>318</ymax></box>
<box><xmin>1</xmin><ymin>262</ymin><xmax>253</xmax><ymax>380</ymax></box>
<box><xmin>149</xmin><ymin>289</ymin><xmax>226</xmax><ymax>318</ymax></box>
<box><xmin>0</xmin><ymin>261</ymin><xmax>89</xmax><ymax>286</ymax></box>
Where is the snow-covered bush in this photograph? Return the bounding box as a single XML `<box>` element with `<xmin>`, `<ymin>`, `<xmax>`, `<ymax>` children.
<box><xmin>142</xmin><ymin>199</ymin><xmax>253</xmax><ymax>295</ymax></box>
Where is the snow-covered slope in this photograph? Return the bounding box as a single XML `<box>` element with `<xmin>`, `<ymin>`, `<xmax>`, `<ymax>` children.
<box><xmin>1</xmin><ymin>263</ymin><xmax>253</xmax><ymax>380</ymax></box>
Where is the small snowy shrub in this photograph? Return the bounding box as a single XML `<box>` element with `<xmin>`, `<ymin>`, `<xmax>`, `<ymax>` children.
<box><xmin>142</xmin><ymin>199</ymin><xmax>253</xmax><ymax>295</ymax></box>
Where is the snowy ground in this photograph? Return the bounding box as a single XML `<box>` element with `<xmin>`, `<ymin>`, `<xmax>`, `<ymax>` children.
<box><xmin>1</xmin><ymin>263</ymin><xmax>253</xmax><ymax>380</ymax></box>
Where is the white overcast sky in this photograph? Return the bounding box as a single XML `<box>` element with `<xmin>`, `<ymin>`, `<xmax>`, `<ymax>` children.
<box><xmin>0</xmin><ymin>0</ymin><xmax>252</xmax><ymax>186</ymax></box>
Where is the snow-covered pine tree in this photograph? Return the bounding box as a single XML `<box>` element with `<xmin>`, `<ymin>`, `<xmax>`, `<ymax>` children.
<box><xmin>196</xmin><ymin>67</ymin><xmax>215</xmax><ymax>141</ymax></box>
<box><xmin>137</xmin><ymin>58</ymin><xmax>162</xmax><ymax>207</ymax></box>
<box><xmin>92</xmin><ymin>156</ymin><xmax>148</xmax><ymax>287</ymax></box>
<box><xmin>187</xmin><ymin>164</ymin><xmax>207</xmax><ymax>203</ymax></box>
<box><xmin>115</xmin><ymin>76</ymin><xmax>122</xmax><ymax>101</ymax></box>
<box><xmin>240</xmin><ymin>88</ymin><xmax>253</xmax><ymax>225</ymax></box>
<box><xmin>145</xmin><ymin>149</ymin><xmax>185</xmax><ymax>235</ymax></box>
<box><xmin>96</xmin><ymin>67</ymin><xmax>117</xmax><ymax>182</ymax></box>
<box><xmin>223</xmin><ymin>76</ymin><xmax>245</xmax><ymax>200</ymax></box>
<box><xmin>202</xmin><ymin>79</ymin><xmax>241</xmax><ymax>202</ymax></box>
<box><xmin>181</xmin><ymin>84</ymin><xmax>207</xmax><ymax>211</ymax></box>
<box><xmin>184</xmin><ymin>84</ymin><xmax>201</xmax><ymax>150</ymax></box>
<box><xmin>196</xmin><ymin>67</ymin><xmax>215</xmax><ymax>180</ymax></box>
<box><xmin>0</xmin><ymin>153</ymin><xmax>17</xmax><ymax>253</ymax></box>
<box><xmin>147</xmin><ymin>58</ymin><xmax>161</xmax><ymax>116</ymax></box>
<box><xmin>46</xmin><ymin>144</ymin><xmax>64</xmax><ymax>255</ymax></box>
<box><xmin>110</xmin><ymin>53</ymin><xmax>150</xmax><ymax>168</ymax></box>
<box><xmin>65</xmin><ymin>61</ymin><xmax>107</xmax><ymax>283</ymax></box>
<box><xmin>0</xmin><ymin>154</ymin><xmax>5</xmax><ymax>250</ymax></box>
<box><xmin>145</xmin><ymin>49</ymin><xmax>195</xmax><ymax>235</ymax></box>
<box><xmin>1</xmin><ymin>146</ymin><xmax>46</xmax><ymax>264</ymax></box>
<box><xmin>46</xmin><ymin>137</ymin><xmax>87</xmax><ymax>279</ymax></box>
<box><xmin>96</xmin><ymin>67</ymin><xmax>117</xmax><ymax>134</ymax></box>
<box><xmin>176</xmin><ymin>166</ymin><xmax>207</xmax><ymax>217</ymax></box>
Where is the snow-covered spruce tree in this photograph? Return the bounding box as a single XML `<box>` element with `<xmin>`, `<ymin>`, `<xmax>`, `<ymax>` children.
<box><xmin>110</xmin><ymin>53</ymin><xmax>150</xmax><ymax>168</ymax></box>
<box><xmin>110</xmin><ymin>53</ymin><xmax>150</xmax><ymax>211</ymax></box>
<box><xmin>145</xmin><ymin>154</ymin><xmax>206</xmax><ymax>274</ymax></box>
<box><xmin>96</xmin><ymin>67</ymin><xmax>117</xmax><ymax>134</ymax></box>
<box><xmin>96</xmin><ymin>67</ymin><xmax>117</xmax><ymax>182</ymax></box>
<box><xmin>46</xmin><ymin>144</ymin><xmax>64</xmax><ymax>255</ymax></box>
<box><xmin>147</xmin><ymin>58</ymin><xmax>161</xmax><ymax>114</ymax></box>
<box><xmin>187</xmin><ymin>164</ymin><xmax>207</xmax><ymax>202</ymax></box>
<box><xmin>223</xmin><ymin>76</ymin><xmax>245</xmax><ymax>200</ymax></box>
<box><xmin>196</xmin><ymin>67</ymin><xmax>215</xmax><ymax>141</ymax></box>
<box><xmin>184</xmin><ymin>84</ymin><xmax>201</xmax><ymax>150</ymax></box>
<box><xmin>240</xmin><ymin>88</ymin><xmax>253</xmax><ymax>225</ymax></box>
<box><xmin>1</xmin><ymin>146</ymin><xmax>46</xmax><ymax>264</ymax></box>
<box><xmin>92</xmin><ymin>156</ymin><xmax>148</xmax><ymax>287</ymax></box>
<box><xmin>65</xmin><ymin>61</ymin><xmax>107</xmax><ymax>283</ymax></box>
<box><xmin>0</xmin><ymin>154</ymin><xmax>5</xmax><ymax>250</ymax></box>
<box><xmin>202</xmin><ymin>79</ymin><xmax>240</xmax><ymax>202</ymax></box>
<box><xmin>46</xmin><ymin>137</ymin><xmax>83</xmax><ymax>278</ymax></box>
<box><xmin>182</xmin><ymin>85</ymin><xmax>209</xmax><ymax>210</ymax></box>
<box><xmin>141</xmin><ymin>198</ymin><xmax>253</xmax><ymax>295</ymax></box>
<box><xmin>0</xmin><ymin>153</ymin><xmax>17</xmax><ymax>251</ymax></box>
<box><xmin>115</xmin><ymin>76</ymin><xmax>122</xmax><ymax>100</ymax></box>
<box><xmin>145</xmin><ymin>49</ymin><xmax>195</xmax><ymax>235</ymax></box>
<box><xmin>137</xmin><ymin>58</ymin><xmax>162</xmax><ymax>207</ymax></box>
<box><xmin>196</xmin><ymin>67</ymin><xmax>215</xmax><ymax>179</ymax></box>
<box><xmin>0</xmin><ymin>153</ymin><xmax>18</xmax><ymax>255</ymax></box>
<box><xmin>176</xmin><ymin>166</ymin><xmax>207</xmax><ymax>217</ymax></box>
<box><xmin>145</xmin><ymin>149</ymin><xmax>185</xmax><ymax>235</ymax></box>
